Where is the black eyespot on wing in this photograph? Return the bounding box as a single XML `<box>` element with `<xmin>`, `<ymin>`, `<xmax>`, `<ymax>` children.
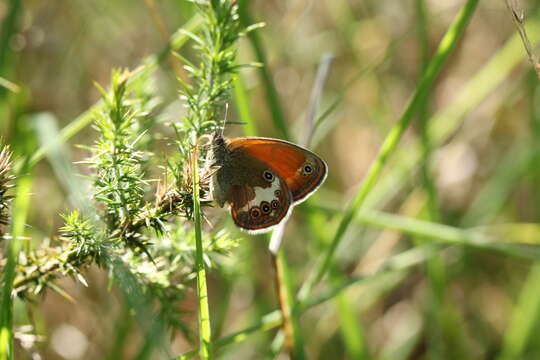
<box><xmin>271</xmin><ymin>199</ymin><xmax>279</xmax><ymax>209</ymax></box>
<box><xmin>260</xmin><ymin>201</ymin><xmax>271</xmax><ymax>214</ymax></box>
<box><xmin>263</xmin><ymin>170</ymin><xmax>274</xmax><ymax>182</ymax></box>
<box><xmin>274</xmin><ymin>189</ymin><xmax>281</xmax><ymax>196</ymax></box>
<box><xmin>250</xmin><ymin>207</ymin><xmax>261</xmax><ymax>218</ymax></box>
<box><xmin>301</xmin><ymin>163</ymin><xmax>314</xmax><ymax>177</ymax></box>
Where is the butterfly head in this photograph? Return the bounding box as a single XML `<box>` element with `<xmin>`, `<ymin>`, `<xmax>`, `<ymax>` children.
<box><xmin>210</xmin><ymin>133</ymin><xmax>230</xmax><ymax>168</ymax></box>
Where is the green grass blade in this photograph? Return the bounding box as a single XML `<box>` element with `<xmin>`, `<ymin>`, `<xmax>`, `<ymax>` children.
<box><xmin>461</xmin><ymin>142</ymin><xmax>532</xmax><ymax>226</ymax></box>
<box><xmin>354</xmin><ymin>209</ymin><xmax>540</xmax><ymax>260</ymax></box>
<box><xmin>497</xmin><ymin>264</ymin><xmax>540</xmax><ymax>360</ymax></box>
<box><xmin>0</xmin><ymin>0</ymin><xmax>21</xmax><ymax>102</ymax></box>
<box><xmin>335</xmin><ymin>291</ymin><xmax>368</xmax><ymax>359</ymax></box>
<box><xmin>237</xmin><ymin>0</ymin><xmax>290</xmax><ymax>140</ymax></box>
<box><xmin>233</xmin><ymin>73</ymin><xmax>258</xmax><ymax>136</ymax></box>
<box><xmin>297</xmin><ymin>0</ymin><xmax>480</xmax><ymax>304</ymax></box>
<box><xmin>0</xmin><ymin>163</ymin><xmax>32</xmax><ymax>360</ymax></box>
<box><xmin>192</xmin><ymin>144</ymin><xmax>212</xmax><ymax>359</ymax></box>
<box><xmin>32</xmin><ymin>112</ymin><xmax>87</xmax><ymax>209</ymax></box>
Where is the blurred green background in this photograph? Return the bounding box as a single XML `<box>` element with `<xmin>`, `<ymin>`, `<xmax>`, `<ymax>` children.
<box><xmin>3</xmin><ymin>0</ymin><xmax>540</xmax><ymax>359</ymax></box>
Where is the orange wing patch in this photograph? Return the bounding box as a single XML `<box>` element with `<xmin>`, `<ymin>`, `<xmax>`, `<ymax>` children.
<box><xmin>228</xmin><ymin>137</ymin><xmax>327</xmax><ymax>203</ymax></box>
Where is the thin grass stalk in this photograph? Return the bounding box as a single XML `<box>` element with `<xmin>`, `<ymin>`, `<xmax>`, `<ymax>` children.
<box><xmin>0</xmin><ymin>164</ymin><xmax>32</xmax><ymax>360</ymax></box>
<box><xmin>271</xmin><ymin>251</ymin><xmax>305</xmax><ymax>360</ymax></box>
<box><xmin>192</xmin><ymin>143</ymin><xmax>212</xmax><ymax>359</ymax></box>
<box><xmin>414</xmin><ymin>0</ymin><xmax>453</xmax><ymax>356</ymax></box>
<box><xmin>504</xmin><ymin>0</ymin><xmax>540</xmax><ymax>80</ymax></box>
<box><xmin>297</xmin><ymin>0</ymin><xmax>480</xmax><ymax>304</ymax></box>
<box><xmin>237</xmin><ymin>0</ymin><xmax>290</xmax><ymax>140</ymax></box>
<box><xmin>0</xmin><ymin>0</ymin><xmax>21</xmax><ymax>103</ymax></box>
<box><xmin>415</xmin><ymin>0</ymin><xmax>439</xmax><ymax>222</ymax></box>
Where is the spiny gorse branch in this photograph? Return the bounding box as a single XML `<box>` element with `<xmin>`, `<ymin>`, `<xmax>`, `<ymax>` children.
<box><xmin>0</xmin><ymin>145</ymin><xmax>14</xmax><ymax>237</ymax></box>
<box><xmin>12</xmin><ymin>64</ymin><xmax>239</xmax><ymax>336</ymax></box>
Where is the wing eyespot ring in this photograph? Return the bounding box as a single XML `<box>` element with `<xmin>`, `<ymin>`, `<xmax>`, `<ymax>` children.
<box><xmin>271</xmin><ymin>199</ymin><xmax>280</xmax><ymax>209</ymax></box>
<box><xmin>250</xmin><ymin>207</ymin><xmax>261</xmax><ymax>218</ymax></box>
<box><xmin>263</xmin><ymin>170</ymin><xmax>274</xmax><ymax>182</ymax></box>
<box><xmin>260</xmin><ymin>201</ymin><xmax>271</xmax><ymax>214</ymax></box>
<box><xmin>302</xmin><ymin>163</ymin><xmax>314</xmax><ymax>177</ymax></box>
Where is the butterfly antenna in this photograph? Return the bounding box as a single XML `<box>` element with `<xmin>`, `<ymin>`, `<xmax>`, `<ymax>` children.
<box><xmin>220</xmin><ymin>103</ymin><xmax>229</xmax><ymax>137</ymax></box>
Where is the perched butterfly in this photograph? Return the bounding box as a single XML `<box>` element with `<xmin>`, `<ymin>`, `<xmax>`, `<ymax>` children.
<box><xmin>210</xmin><ymin>135</ymin><xmax>327</xmax><ymax>233</ymax></box>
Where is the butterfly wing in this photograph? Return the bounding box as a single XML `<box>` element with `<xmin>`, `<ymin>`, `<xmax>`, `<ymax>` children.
<box><xmin>211</xmin><ymin>149</ymin><xmax>294</xmax><ymax>233</ymax></box>
<box><xmin>227</xmin><ymin>175</ymin><xmax>293</xmax><ymax>234</ymax></box>
<box><xmin>228</xmin><ymin>137</ymin><xmax>327</xmax><ymax>203</ymax></box>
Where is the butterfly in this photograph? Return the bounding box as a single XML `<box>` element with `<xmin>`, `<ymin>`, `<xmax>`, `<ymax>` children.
<box><xmin>210</xmin><ymin>135</ymin><xmax>327</xmax><ymax>233</ymax></box>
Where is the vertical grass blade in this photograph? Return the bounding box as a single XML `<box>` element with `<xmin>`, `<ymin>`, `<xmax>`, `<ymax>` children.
<box><xmin>192</xmin><ymin>143</ymin><xmax>212</xmax><ymax>359</ymax></box>
<box><xmin>0</xmin><ymin>164</ymin><xmax>32</xmax><ymax>360</ymax></box>
<box><xmin>497</xmin><ymin>264</ymin><xmax>540</xmax><ymax>360</ymax></box>
<box><xmin>233</xmin><ymin>74</ymin><xmax>258</xmax><ymax>137</ymax></box>
<box><xmin>297</xmin><ymin>0</ymin><xmax>480</xmax><ymax>304</ymax></box>
<box><xmin>0</xmin><ymin>0</ymin><xmax>21</xmax><ymax>102</ymax></box>
<box><xmin>336</xmin><ymin>291</ymin><xmax>368</xmax><ymax>360</ymax></box>
<box><xmin>237</xmin><ymin>0</ymin><xmax>290</xmax><ymax>140</ymax></box>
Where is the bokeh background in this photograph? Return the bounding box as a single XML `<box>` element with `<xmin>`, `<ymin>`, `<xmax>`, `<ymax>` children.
<box><xmin>2</xmin><ymin>0</ymin><xmax>540</xmax><ymax>359</ymax></box>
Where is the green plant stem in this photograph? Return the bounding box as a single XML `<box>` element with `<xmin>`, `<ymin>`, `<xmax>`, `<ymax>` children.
<box><xmin>271</xmin><ymin>251</ymin><xmax>305</xmax><ymax>360</ymax></box>
<box><xmin>296</xmin><ymin>0</ymin><xmax>480</xmax><ymax>304</ymax></box>
<box><xmin>0</xmin><ymin>164</ymin><xmax>32</xmax><ymax>360</ymax></box>
<box><xmin>191</xmin><ymin>143</ymin><xmax>212</xmax><ymax>359</ymax></box>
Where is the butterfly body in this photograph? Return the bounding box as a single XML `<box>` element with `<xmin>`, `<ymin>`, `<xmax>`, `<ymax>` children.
<box><xmin>210</xmin><ymin>136</ymin><xmax>327</xmax><ymax>233</ymax></box>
